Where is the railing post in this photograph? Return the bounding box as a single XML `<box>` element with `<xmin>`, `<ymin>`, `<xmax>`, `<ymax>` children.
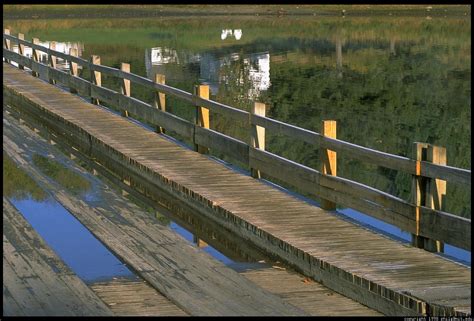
<box><xmin>411</xmin><ymin>142</ymin><xmax>429</xmax><ymax>249</ymax></box>
<box><xmin>68</xmin><ymin>47</ymin><xmax>78</xmax><ymax>93</ymax></box>
<box><xmin>250</xmin><ymin>102</ymin><xmax>266</xmax><ymax>178</ymax></box>
<box><xmin>426</xmin><ymin>145</ymin><xmax>446</xmax><ymax>252</ymax></box>
<box><xmin>90</xmin><ymin>55</ymin><xmax>101</xmax><ymax>105</ymax></box>
<box><xmin>154</xmin><ymin>73</ymin><xmax>166</xmax><ymax>133</ymax></box>
<box><xmin>32</xmin><ymin>38</ymin><xmax>40</xmax><ymax>77</ymax></box>
<box><xmin>17</xmin><ymin>33</ymin><xmax>25</xmax><ymax>69</ymax></box>
<box><xmin>193</xmin><ymin>235</ymin><xmax>208</xmax><ymax>248</ymax></box>
<box><xmin>48</xmin><ymin>41</ymin><xmax>56</xmax><ymax>84</ymax></box>
<box><xmin>121</xmin><ymin>62</ymin><xmax>130</xmax><ymax>117</ymax></box>
<box><xmin>320</xmin><ymin>120</ymin><xmax>337</xmax><ymax>210</ymax></box>
<box><xmin>411</xmin><ymin>143</ymin><xmax>445</xmax><ymax>253</ymax></box>
<box><xmin>194</xmin><ymin>84</ymin><xmax>210</xmax><ymax>154</ymax></box>
<box><xmin>4</xmin><ymin>29</ymin><xmax>11</xmax><ymax>63</ymax></box>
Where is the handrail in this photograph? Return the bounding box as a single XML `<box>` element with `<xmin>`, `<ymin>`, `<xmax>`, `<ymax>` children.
<box><xmin>3</xmin><ymin>31</ymin><xmax>471</xmax><ymax>251</ymax></box>
<box><xmin>3</xmin><ymin>32</ymin><xmax>469</xmax><ymax>185</ymax></box>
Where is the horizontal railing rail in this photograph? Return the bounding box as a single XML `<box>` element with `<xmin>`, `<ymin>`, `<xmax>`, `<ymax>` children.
<box><xmin>3</xmin><ymin>31</ymin><xmax>470</xmax><ymax>252</ymax></box>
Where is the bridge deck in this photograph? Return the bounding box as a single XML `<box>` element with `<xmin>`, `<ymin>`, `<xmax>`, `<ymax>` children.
<box><xmin>3</xmin><ymin>111</ymin><xmax>306</xmax><ymax>316</ymax></box>
<box><xmin>3</xmin><ymin>109</ymin><xmax>383</xmax><ymax>316</ymax></box>
<box><xmin>3</xmin><ymin>63</ymin><xmax>471</xmax><ymax>316</ymax></box>
<box><xmin>3</xmin><ymin>198</ymin><xmax>113</xmax><ymax>316</ymax></box>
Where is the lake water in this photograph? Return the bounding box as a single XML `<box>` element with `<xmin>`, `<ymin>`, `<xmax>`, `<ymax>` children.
<box><xmin>3</xmin><ymin>14</ymin><xmax>470</xmax><ymax>261</ymax></box>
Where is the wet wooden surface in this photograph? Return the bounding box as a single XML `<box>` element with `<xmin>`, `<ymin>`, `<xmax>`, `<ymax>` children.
<box><xmin>3</xmin><ymin>198</ymin><xmax>113</xmax><ymax>316</ymax></box>
<box><xmin>3</xmin><ymin>110</ymin><xmax>384</xmax><ymax>317</ymax></box>
<box><xmin>3</xmin><ymin>112</ymin><xmax>307</xmax><ymax>316</ymax></box>
<box><xmin>241</xmin><ymin>267</ymin><xmax>382</xmax><ymax>316</ymax></box>
<box><xmin>90</xmin><ymin>279</ymin><xmax>188</xmax><ymax>316</ymax></box>
<box><xmin>3</xmin><ymin>63</ymin><xmax>471</xmax><ymax>316</ymax></box>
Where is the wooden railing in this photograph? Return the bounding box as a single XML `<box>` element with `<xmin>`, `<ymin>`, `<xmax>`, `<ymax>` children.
<box><xmin>3</xmin><ymin>30</ymin><xmax>471</xmax><ymax>252</ymax></box>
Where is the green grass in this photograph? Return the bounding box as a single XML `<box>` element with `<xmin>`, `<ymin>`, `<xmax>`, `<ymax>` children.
<box><xmin>3</xmin><ymin>5</ymin><xmax>470</xmax><ymax>19</ymax></box>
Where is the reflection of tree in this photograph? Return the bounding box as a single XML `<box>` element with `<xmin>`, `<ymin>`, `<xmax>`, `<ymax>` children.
<box><xmin>3</xmin><ymin>152</ymin><xmax>48</xmax><ymax>201</ymax></box>
<box><xmin>266</xmin><ymin>45</ymin><xmax>471</xmax><ymax>218</ymax></box>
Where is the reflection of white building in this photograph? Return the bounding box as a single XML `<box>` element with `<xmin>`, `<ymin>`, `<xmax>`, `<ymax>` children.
<box><xmin>145</xmin><ymin>46</ymin><xmax>270</xmax><ymax>100</ymax></box>
<box><xmin>10</xmin><ymin>41</ymin><xmax>84</xmax><ymax>70</ymax></box>
<box><xmin>221</xmin><ymin>29</ymin><xmax>242</xmax><ymax>40</ymax></box>
<box><xmin>200</xmin><ymin>51</ymin><xmax>270</xmax><ymax>99</ymax></box>
<box><xmin>150</xmin><ymin>47</ymin><xmax>179</xmax><ymax>65</ymax></box>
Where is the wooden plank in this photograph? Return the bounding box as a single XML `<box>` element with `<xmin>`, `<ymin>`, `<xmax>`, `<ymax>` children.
<box><xmin>249</xmin><ymin>147</ymin><xmax>319</xmax><ymax>194</ymax></box>
<box><xmin>90</xmin><ymin>63</ymin><xmax>121</xmax><ymax>77</ymax></box>
<box><xmin>17</xmin><ymin>33</ymin><xmax>25</xmax><ymax>70</ymax></box>
<box><xmin>320</xmin><ymin>120</ymin><xmax>337</xmax><ymax>210</ymax></box>
<box><xmin>68</xmin><ymin>47</ymin><xmax>78</xmax><ymax>94</ymax></box>
<box><xmin>421</xmin><ymin>161</ymin><xmax>470</xmax><ymax>186</ymax></box>
<box><xmin>3</xmin><ymin>48</ymin><xmax>32</xmax><ymax>69</ymax></box>
<box><xmin>120</xmin><ymin>62</ymin><xmax>130</xmax><ymax>117</ymax></box>
<box><xmin>91</xmin><ymin>84</ymin><xmax>119</xmax><ymax>107</ymax></box>
<box><xmin>90</xmin><ymin>55</ymin><xmax>101</xmax><ymax>105</ymax></box>
<box><xmin>194</xmin><ymin>84</ymin><xmax>210</xmax><ymax>154</ymax></box>
<box><xmin>251</xmin><ymin>114</ymin><xmax>319</xmax><ymax>146</ymax></box>
<box><xmin>48</xmin><ymin>41</ymin><xmax>56</xmax><ymax>84</ymax></box>
<box><xmin>250</xmin><ymin>102</ymin><xmax>266</xmax><ymax>178</ymax></box>
<box><xmin>424</xmin><ymin>145</ymin><xmax>446</xmax><ymax>252</ymax></box>
<box><xmin>240</xmin><ymin>268</ymin><xmax>381</xmax><ymax>316</ymax></box>
<box><xmin>31</xmin><ymin>60</ymin><xmax>49</xmax><ymax>79</ymax></box>
<box><xmin>31</xmin><ymin>38</ymin><xmax>40</xmax><ymax>77</ymax></box>
<box><xmin>418</xmin><ymin>207</ymin><xmax>470</xmax><ymax>251</ymax></box>
<box><xmin>90</xmin><ymin>279</ymin><xmax>188</xmax><ymax>316</ymax></box>
<box><xmin>195</xmin><ymin>126</ymin><xmax>249</xmax><ymax>165</ymax></box>
<box><xmin>3</xmin><ymin>198</ymin><xmax>113</xmax><ymax>316</ymax></box>
<box><xmin>153</xmin><ymin>73</ymin><xmax>166</xmax><ymax>133</ymax></box>
<box><xmin>3</xmin><ymin>28</ymin><xmax>10</xmax><ymax>63</ymax></box>
<box><xmin>194</xmin><ymin>96</ymin><xmax>249</xmax><ymax>123</ymax></box>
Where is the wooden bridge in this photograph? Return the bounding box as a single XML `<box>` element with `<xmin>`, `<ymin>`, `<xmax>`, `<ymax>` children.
<box><xmin>3</xmin><ymin>30</ymin><xmax>471</xmax><ymax>316</ymax></box>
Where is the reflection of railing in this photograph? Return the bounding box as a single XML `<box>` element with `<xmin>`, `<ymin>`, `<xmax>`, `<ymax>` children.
<box><xmin>3</xmin><ymin>31</ymin><xmax>471</xmax><ymax>252</ymax></box>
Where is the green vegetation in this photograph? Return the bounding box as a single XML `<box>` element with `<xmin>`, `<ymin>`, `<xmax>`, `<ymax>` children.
<box><xmin>32</xmin><ymin>154</ymin><xmax>91</xmax><ymax>195</ymax></box>
<box><xmin>3</xmin><ymin>5</ymin><xmax>470</xmax><ymax>20</ymax></box>
<box><xmin>3</xmin><ymin>152</ymin><xmax>48</xmax><ymax>201</ymax></box>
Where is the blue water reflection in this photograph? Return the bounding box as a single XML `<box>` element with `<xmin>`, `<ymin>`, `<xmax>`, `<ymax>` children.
<box><xmin>10</xmin><ymin>197</ymin><xmax>136</xmax><ymax>283</ymax></box>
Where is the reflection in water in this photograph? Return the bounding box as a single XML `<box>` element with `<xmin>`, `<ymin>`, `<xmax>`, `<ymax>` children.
<box><xmin>146</xmin><ymin>47</ymin><xmax>270</xmax><ymax>99</ymax></box>
<box><xmin>3</xmin><ymin>151</ymin><xmax>47</xmax><ymax>201</ymax></box>
<box><xmin>32</xmin><ymin>153</ymin><xmax>91</xmax><ymax>196</ymax></box>
<box><xmin>3</xmin><ymin>153</ymin><xmax>136</xmax><ymax>283</ymax></box>
<box><xmin>221</xmin><ymin>29</ymin><xmax>243</xmax><ymax>40</ymax></box>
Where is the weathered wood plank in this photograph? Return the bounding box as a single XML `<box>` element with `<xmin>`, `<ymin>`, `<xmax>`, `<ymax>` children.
<box><xmin>3</xmin><ymin>198</ymin><xmax>113</xmax><ymax>316</ymax></box>
<box><xmin>195</xmin><ymin>126</ymin><xmax>249</xmax><ymax>164</ymax></box>
<box><xmin>3</xmin><ymin>120</ymin><xmax>306</xmax><ymax>317</ymax></box>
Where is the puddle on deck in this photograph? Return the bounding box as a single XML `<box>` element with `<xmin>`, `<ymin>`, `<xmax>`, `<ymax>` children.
<box><xmin>3</xmin><ymin>126</ymin><xmax>272</xmax><ymax>285</ymax></box>
<box><xmin>4</xmin><ymin>152</ymin><xmax>137</xmax><ymax>283</ymax></box>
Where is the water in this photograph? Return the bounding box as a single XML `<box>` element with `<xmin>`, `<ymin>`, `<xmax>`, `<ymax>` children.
<box><xmin>3</xmin><ymin>12</ymin><xmax>470</xmax><ymax>264</ymax></box>
<box><xmin>3</xmin><ymin>117</ymin><xmax>271</xmax><ymax>281</ymax></box>
<box><xmin>3</xmin><ymin>152</ymin><xmax>136</xmax><ymax>283</ymax></box>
